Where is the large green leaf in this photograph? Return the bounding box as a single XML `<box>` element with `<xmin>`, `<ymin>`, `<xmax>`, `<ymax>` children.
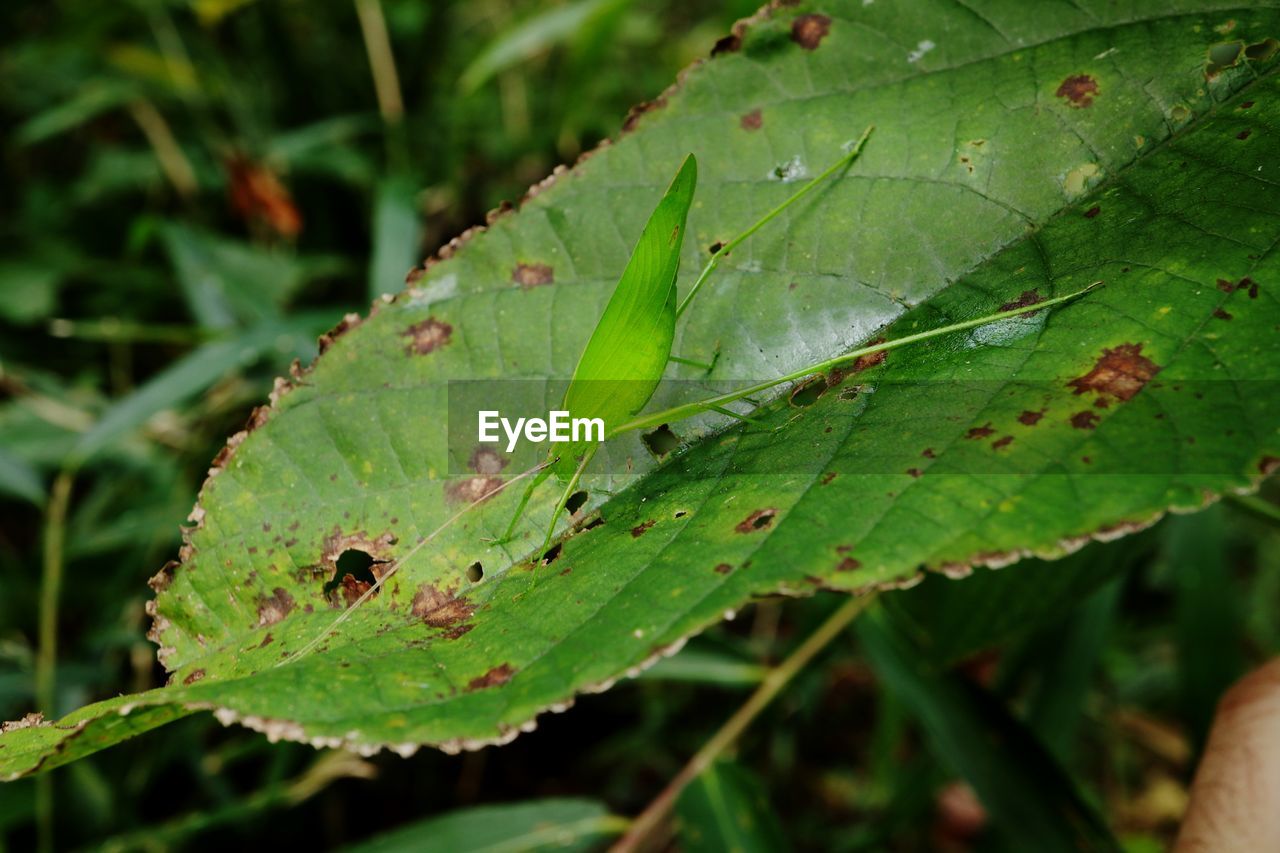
<box><xmin>4</xmin><ymin>0</ymin><xmax>1280</xmax><ymax>776</ymax></box>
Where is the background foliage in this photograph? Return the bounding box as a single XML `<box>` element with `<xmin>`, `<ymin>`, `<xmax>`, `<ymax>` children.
<box><xmin>0</xmin><ymin>0</ymin><xmax>1277</xmax><ymax>850</ymax></box>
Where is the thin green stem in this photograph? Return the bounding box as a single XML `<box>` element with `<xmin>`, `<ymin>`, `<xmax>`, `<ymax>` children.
<box><xmin>35</xmin><ymin>469</ymin><xmax>73</xmax><ymax>853</ymax></box>
<box><xmin>611</xmin><ymin>594</ymin><xmax>877</xmax><ymax>852</ymax></box>
<box><xmin>675</xmin><ymin>125</ymin><xmax>874</xmax><ymax>319</ymax></box>
<box><xmin>613</xmin><ymin>282</ymin><xmax>1102</xmax><ymax>438</ymax></box>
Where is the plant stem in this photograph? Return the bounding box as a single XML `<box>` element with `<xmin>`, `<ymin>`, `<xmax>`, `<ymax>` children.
<box><xmin>353</xmin><ymin>0</ymin><xmax>409</xmax><ymax>171</ymax></box>
<box><xmin>354</xmin><ymin>0</ymin><xmax>405</xmax><ymax>124</ymax></box>
<box><xmin>128</xmin><ymin>100</ymin><xmax>198</xmax><ymax>199</ymax></box>
<box><xmin>35</xmin><ymin>469</ymin><xmax>73</xmax><ymax>853</ymax></box>
<box><xmin>612</xmin><ymin>593</ymin><xmax>877</xmax><ymax>852</ymax></box>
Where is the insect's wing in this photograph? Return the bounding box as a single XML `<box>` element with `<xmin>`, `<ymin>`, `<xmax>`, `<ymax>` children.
<box><xmin>552</xmin><ymin>154</ymin><xmax>697</xmax><ymax>479</ymax></box>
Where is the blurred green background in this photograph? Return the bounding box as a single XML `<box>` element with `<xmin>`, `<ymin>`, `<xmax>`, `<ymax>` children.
<box><xmin>1</xmin><ymin>1</ymin><xmax>1278</xmax><ymax>850</ymax></box>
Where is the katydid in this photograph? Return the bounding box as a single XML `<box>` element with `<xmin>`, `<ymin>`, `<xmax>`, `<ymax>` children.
<box><xmin>283</xmin><ymin>129</ymin><xmax>1101</xmax><ymax>664</ymax></box>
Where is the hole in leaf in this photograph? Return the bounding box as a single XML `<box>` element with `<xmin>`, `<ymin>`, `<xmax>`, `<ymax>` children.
<box><xmin>541</xmin><ymin>543</ymin><xmax>562</xmax><ymax>565</ymax></box>
<box><xmin>1246</xmin><ymin>38</ymin><xmax>1279</xmax><ymax>62</ymax></box>
<box><xmin>1207</xmin><ymin>40</ymin><xmax>1245</xmax><ymax>75</ymax></box>
<box><xmin>789</xmin><ymin>375</ymin><xmax>827</xmax><ymax>407</ymax></box>
<box><xmin>642</xmin><ymin>424</ymin><xmax>681</xmax><ymax>458</ymax></box>
<box><xmin>565</xmin><ymin>490</ymin><xmax>588</xmax><ymax>515</ymax></box>
<box><xmin>673</xmin><ymin>510</ymin><xmax>688</xmax><ymax>519</ymax></box>
<box><xmin>735</xmin><ymin>508</ymin><xmax>778</xmax><ymax>533</ymax></box>
<box><xmin>323</xmin><ymin>549</ymin><xmax>380</xmax><ymax>603</ymax></box>
<box><xmin>1209</xmin><ymin>40</ymin><xmax>1244</xmax><ymax>66</ymax></box>
<box><xmin>583</xmin><ymin>516</ymin><xmax>605</xmax><ymax>531</ymax></box>
<box><xmin>466</xmin><ymin>561</ymin><xmax>484</xmax><ymax>583</ymax></box>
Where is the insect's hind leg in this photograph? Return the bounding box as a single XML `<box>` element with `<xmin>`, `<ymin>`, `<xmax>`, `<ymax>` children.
<box><xmin>668</xmin><ymin>343</ymin><xmax>721</xmax><ymax>374</ymax></box>
<box><xmin>493</xmin><ymin>464</ymin><xmax>552</xmax><ymax>545</ymax></box>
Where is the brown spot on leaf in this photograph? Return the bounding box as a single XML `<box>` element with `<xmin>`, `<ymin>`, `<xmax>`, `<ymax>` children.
<box><xmin>468</xmin><ymin>663</ymin><xmax>515</xmax><ymax>692</ymax></box>
<box><xmin>711</xmin><ymin>33</ymin><xmax>741</xmax><ymax>56</ymax></box>
<box><xmin>735</xmin><ymin>508</ymin><xmax>777</xmax><ymax>533</ymax></box>
<box><xmin>1068</xmin><ymin>343</ymin><xmax>1161</xmax><ymax>402</ymax></box>
<box><xmin>622</xmin><ymin>97</ymin><xmax>667</xmax><ymax>133</ymax></box>
<box><xmin>966</xmin><ymin>423</ymin><xmax>996</xmax><ymax>440</ymax></box>
<box><xmin>1217</xmin><ymin>278</ymin><xmax>1236</xmax><ymax>292</ymax></box>
<box><xmin>469</xmin><ymin>447</ymin><xmax>508</xmax><ymax>476</ymax></box>
<box><xmin>402</xmin><ymin>317</ymin><xmax>453</xmax><ymax>355</ymax></box>
<box><xmin>992</xmin><ymin>435</ymin><xmax>1014</xmax><ymax>450</ymax></box>
<box><xmin>512</xmin><ymin>262</ymin><xmax>554</xmax><ymax>289</ymax></box>
<box><xmin>906</xmin><ymin>468</ymin><xmax>922</xmax><ymax>478</ymax></box>
<box><xmin>318</xmin><ymin>313</ymin><xmax>362</xmax><ymax>355</ymax></box>
<box><xmin>740</xmin><ymin>109</ymin><xmax>763</xmax><ymax>131</ymax></box>
<box><xmin>1056</xmin><ymin>74</ymin><xmax>1099</xmax><ymax>107</ymax></box>
<box><xmin>411</xmin><ymin>583</ymin><xmax>475</xmax><ymax>629</ymax></box>
<box><xmin>256</xmin><ymin>587</ymin><xmax>295</xmax><ymax>627</ymax></box>
<box><xmin>1242</xmin><ymin>277</ymin><xmax>1259</xmax><ymax>299</ymax></box>
<box><xmin>852</xmin><ymin>339</ymin><xmax>888</xmax><ymax>373</ymax></box>
<box><xmin>999</xmin><ymin>290</ymin><xmax>1043</xmax><ymax>313</ymax></box>
<box><xmin>1084</xmin><ymin>206</ymin><xmax>1101</xmax><ymax>219</ymax></box>
<box><xmin>820</xmin><ymin>471</ymin><xmax>837</xmax><ymax>485</ymax></box>
<box><xmin>1259</xmin><ymin>456</ymin><xmax>1280</xmax><ymax>476</ymax></box>
<box><xmin>445</xmin><ymin>476</ymin><xmax>505</xmax><ymax>504</ymax></box>
<box><xmin>183</xmin><ymin>668</ymin><xmax>205</xmax><ymax>685</ymax></box>
<box><xmin>922</xmin><ymin>447</ymin><xmax>936</xmax><ymax>458</ymax></box>
<box><xmin>1238</xmin><ymin>129</ymin><xmax>1252</xmax><ymax>140</ymax></box>
<box><xmin>1214</xmin><ymin>307</ymin><xmax>1234</xmax><ymax>321</ymax></box>
<box><xmin>631</xmin><ymin>520</ymin><xmax>655</xmax><ymax>538</ymax></box>
<box><xmin>149</xmin><ymin>560</ymin><xmax>178</xmax><ymax>593</ymax></box>
<box><xmin>1018</xmin><ymin>410</ymin><xmax>1045</xmax><ymax>426</ymax></box>
<box><xmin>790</xmin><ymin>13</ymin><xmax>831</xmax><ymax>50</ymax></box>
<box><xmin>1071</xmin><ymin>410</ymin><xmax>1100</xmax><ymax>430</ymax></box>
<box><xmin>836</xmin><ymin>557</ymin><xmax>862</xmax><ymax>572</ymax></box>
<box><xmin>714</xmin><ymin>563</ymin><xmax>733</xmax><ymax>575</ymax></box>
<box><xmin>258</xmin><ymin>632</ymin><xmax>274</xmax><ymax>648</ymax></box>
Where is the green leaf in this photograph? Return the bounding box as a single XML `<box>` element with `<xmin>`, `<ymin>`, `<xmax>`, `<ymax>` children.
<box><xmin>458</xmin><ymin>0</ymin><xmax>633</xmax><ymax>93</ymax></box>
<box><xmin>0</xmin><ymin>449</ymin><xmax>45</xmax><ymax>506</ymax></box>
<box><xmin>1167</xmin><ymin>506</ymin><xmax>1246</xmax><ymax>751</ymax></box>
<box><xmin>4</xmin><ymin>0</ymin><xmax>1280</xmax><ymax>776</ymax></box>
<box><xmin>13</xmin><ymin>81</ymin><xmax>140</xmax><ymax>146</ymax></box>
<box><xmin>675</xmin><ymin>761</ymin><xmax>789</xmax><ymax>853</ymax></box>
<box><xmin>882</xmin><ymin>538</ymin><xmax>1143</xmax><ymax>666</ymax></box>
<box><xmin>856</xmin><ymin>609</ymin><xmax>1118</xmax><ymax>851</ymax></box>
<box><xmin>368</xmin><ymin>176</ymin><xmax>422</xmax><ymax>300</ymax></box>
<box><xmin>0</xmin><ymin>261</ymin><xmax>59</xmax><ymax>324</ymax></box>
<box><xmin>341</xmin><ymin>798</ymin><xmax>625</xmax><ymax>853</ymax></box>
<box><xmin>67</xmin><ymin>314</ymin><xmax>333</xmax><ymax>467</ymax></box>
<box><xmin>159</xmin><ymin>224</ymin><xmax>310</xmax><ymax>329</ymax></box>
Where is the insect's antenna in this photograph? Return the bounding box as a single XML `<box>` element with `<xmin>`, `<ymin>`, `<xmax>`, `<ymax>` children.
<box><xmin>675</xmin><ymin>124</ymin><xmax>874</xmax><ymax>319</ymax></box>
<box><xmin>277</xmin><ymin>460</ymin><xmax>551</xmax><ymax>668</ymax></box>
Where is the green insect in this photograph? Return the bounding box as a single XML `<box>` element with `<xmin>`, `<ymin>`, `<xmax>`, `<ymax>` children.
<box><xmin>286</xmin><ymin>127</ymin><xmax>1098</xmax><ymax>661</ymax></box>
